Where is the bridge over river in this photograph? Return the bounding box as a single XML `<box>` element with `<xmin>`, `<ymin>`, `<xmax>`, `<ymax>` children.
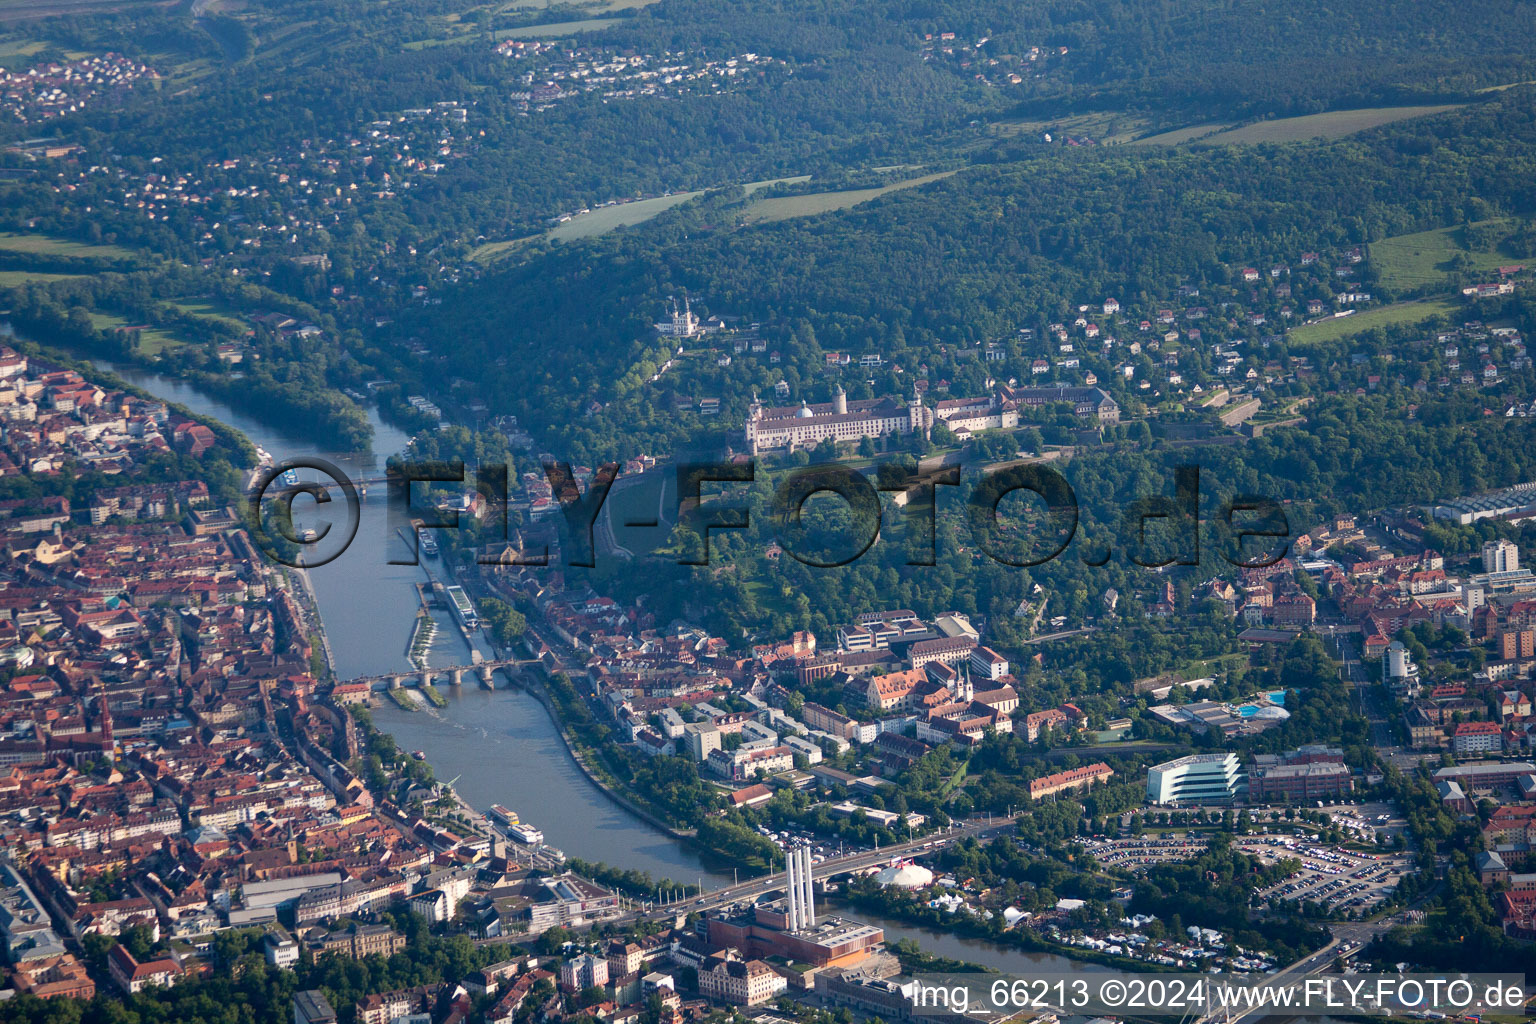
<box><xmin>341</xmin><ymin>654</ymin><xmax>541</xmax><ymax>691</ymax></box>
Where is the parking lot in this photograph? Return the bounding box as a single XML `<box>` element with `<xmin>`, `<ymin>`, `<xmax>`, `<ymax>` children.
<box><xmin>1083</xmin><ymin>832</ymin><xmax>1410</xmax><ymax>915</ymax></box>
<box><xmin>1243</xmin><ymin>836</ymin><xmax>1411</xmax><ymax>913</ymax></box>
<box><xmin>1083</xmin><ymin>835</ymin><xmax>1211</xmax><ymax>868</ymax></box>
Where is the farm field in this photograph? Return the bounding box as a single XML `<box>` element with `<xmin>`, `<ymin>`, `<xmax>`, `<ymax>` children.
<box><xmin>1286</xmin><ymin>299</ymin><xmax>1461</xmax><ymax>345</ymax></box>
<box><xmin>0</xmin><ymin>270</ymin><xmax>84</xmax><ymax>286</ymax></box>
<box><xmin>0</xmin><ymin>232</ymin><xmax>135</xmax><ymax>260</ymax></box>
<box><xmin>741</xmin><ymin>170</ymin><xmax>958</xmax><ymax>225</ymax></box>
<box><xmin>1369</xmin><ymin>220</ymin><xmax>1518</xmax><ymax>292</ymax></box>
<box><xmin>498</xmin><ymin>0</ymin><xmax>655</xmax><ymax>10</ymax></box>
<box><xmin>405</xmin><ymin>9</ymin><xmax>635</xmax><ymax>49</ymax></box>
<box><xmin>496</xmin><ymin>17</ymin><xmax>628</xmax><ymax>39</ymax></box>
<box><xmin>0</xmin><ymin>0</ymin><xmax>163</xmax><ymax>23</ymax></box>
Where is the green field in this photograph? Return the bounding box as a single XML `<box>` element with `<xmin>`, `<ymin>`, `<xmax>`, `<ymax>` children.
<box><xmin>550</xmin><ymin>191</ymin><xmax>705</xmax><ymax>241</ymax></box>
<box><xmin>1286</xmin><ymin>299</ymin><xmax>1461</xmax><ymax>345</ymax></box>
<box><xmin>1193</xmin><ymin>105</ymin><xmax>1461</xmax><ymax>145</ymax></box>
<box><xmin>1135</xmin><ymin>106</ymin><xmax>1459</xmax><ymax>146</ymax></box>
<box><xmin>167</xmin><ymin>298</ymin><xmax>249</xmax><ymax>332</ymax></box>
<box><xmin>993</xmin><ymin>111</ymin><xmax>1150</xmax><ymax>145</ymax></box>
<box><xmin>741</xmin><ymin>170</ymin><xmax>958</xmax><ymax>224</ymax></box>
<box><xmin>1130</xmin><ymin>123</ymin><xmax>1233</xmax><ymax>146</ymax></box>
<box><xmin>1370</xmin><ymin>220</ymin><xmax>1518</xmax><ymax>293</ymax></box>
<box><xmin>0</xmin><ymin>0</ymin><xmax>165</xmax><ymax>23</ymax></box>
<box><xmin>0</xmin><ymin>232</ymin><xmax>135</xmax><ymax>260</ymax></box>
<box><xmin>0</xmin><ymin>269</ymin><xmax>84</xmax><ymax>286</ymax></box>
<box><xmin>468</xmin><ymin>235</ymin><xmax>541</xmax><ymax>262</ymax></box>
<box><xmin>86</xmin><ymin>309</ymin><xmax>187</xmax><ymax>356</ymax></box>
<box><xmin>406</xmin><ymin>11</ymin><xmax>637</xmax><ymax>51</ymax></box>
<box><xmin>545</xmin><ymin>175</ymin><xmax>809</xmax><ymax>243</ymax></box>
<box><xmin>498</xmin><ymin>0</ymin><xmax>655</xmax><ymax>10</ymax></box>
<box><xmin>0</xmin><ymin>38</ymin><xmax>46</xmax><ymax>67</ymax></box>
<box><xmin>495</xmin><ymin>17</ymin><xmax>628</xmax><ymax>39</ymax></box>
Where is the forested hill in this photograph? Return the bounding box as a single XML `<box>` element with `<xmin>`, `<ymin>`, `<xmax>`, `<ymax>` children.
<box><xmin>617</xmin><ymin>0</ymin><xmax>1536</xmax><ymax>116</ymax></box>
<box><xmin>405</xmin><ymin>93</ymin><xmax>1536</xmax><ymax>463</ymax></box>
<box><xmin>19</xmin><ymin>0</ymin><xmax>1536</xmax><ymax>256</ymax></box>
<box><xmin>981</xmin><ymin>0</ymin><xmax>1536</xmax><ymax>115</ymax></box>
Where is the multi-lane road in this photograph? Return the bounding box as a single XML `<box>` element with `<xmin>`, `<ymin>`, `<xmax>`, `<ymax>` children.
<box><xmin>630</xmin><ymin>815</ymin><xmax>1021</xmax><ymax>921</ymax></box>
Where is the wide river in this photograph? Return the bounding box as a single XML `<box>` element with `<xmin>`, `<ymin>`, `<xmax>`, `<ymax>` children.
<box><xmin>94</xmin><ymin>357</ymin><xmax>1107</xmax><ymax>975</ymax></box>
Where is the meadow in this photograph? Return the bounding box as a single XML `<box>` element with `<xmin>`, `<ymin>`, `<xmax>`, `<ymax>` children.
<box><xmin>1286</xmin><ymin>299</ymin><xmax>1461</xmax><ymax>345</ymax></box>
<box><xmin>534</xmin><ymin>175</ymin><xmax>810</xmax><ymax>245</ymax></box>
<box><xmin>85</xmin><ymin>309</ymin><xmax>188</xmax><ymax>356</ymax></box>
<box><xmin>0</xmin><ymin>270</ymin><xmax>84</xmax><ymax>286</ymax></box>
<box><xmin>1134</xmin><ymin>105</ymin><xmax>1460</xmax><ymax>146</ymax></box>
<box><xmin>1196</xmin><ymin>105</ymin><xmax>1461</xmax><ymax>144</ymax></box>
<box><xmin>0</xmin><ymin>232</ymin><xmax>135</xmax><ymax>260</ymax></box>
<box><xmin>740</xmin><ymin>171</ymin><xmax>958</xmax><ymax>225</ymax></box>
<box><xmin>1369</xmin><ymin>220</ymin><xmax>1518</xmax><ymax>293</ymax></box>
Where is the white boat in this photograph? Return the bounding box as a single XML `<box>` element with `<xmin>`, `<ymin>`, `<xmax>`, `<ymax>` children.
<box><xmin>445</xmin><ymin>585</ymin><xmax>478</xmax><ymax>629</ymax></box>
<box><xmin>507</xmin><ymin>822</ymin><xmax>544</xmax><ymax>845</ymax></box>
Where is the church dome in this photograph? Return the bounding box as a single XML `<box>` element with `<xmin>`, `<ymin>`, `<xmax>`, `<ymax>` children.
<box><xmin>795</xmin><ymin>402</ymin><xmax>814</xmax><ymax>418</ymax></box>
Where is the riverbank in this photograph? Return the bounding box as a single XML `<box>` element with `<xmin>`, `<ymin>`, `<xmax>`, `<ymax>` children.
<box><xmin>514</xmin><ymin>669</ymin><xmax>702</xmax><ymax>847</ymax></box>
<box><xmin>841</xmin><ymin>889</ymin><xmax>1172</xmax><ymax>975</ymax></box>
<box><xmin>286</xmin><ymin>565</ymin><xmax>337</xmax><ymax>680</ymax></box>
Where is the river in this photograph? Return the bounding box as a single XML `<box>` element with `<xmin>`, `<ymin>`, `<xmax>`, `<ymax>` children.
<box><xmin>90</xmin><ymin>357</ymin><xmax>1113</xmax><ymax>975</ymax></box>
<box><xmin>92</xmin><ymin>359</ymin><xmax>732</xmax><ymax>886</ymax></box>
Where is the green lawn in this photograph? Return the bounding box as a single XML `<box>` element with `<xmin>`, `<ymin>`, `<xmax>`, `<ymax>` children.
<box><xmin>1177</xmin><ymin>653</ymin><xmax>1248</xmax><ymax>678</ymax></box>
<box><xmin>1287</xmin><ymin>299</ymin><xmax>1461</xmax><ymax>345</ymax></box>
<box><xmin>1370</xmin><ymin>219</ymin><xmax>1518</xmax><ymax>293</ymax></box>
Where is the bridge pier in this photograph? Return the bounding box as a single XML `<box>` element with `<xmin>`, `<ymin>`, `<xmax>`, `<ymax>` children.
<box><xmin>340</xmin><ymin>661</ymin><xmax>520</xmax><ymax>695</ymax></box>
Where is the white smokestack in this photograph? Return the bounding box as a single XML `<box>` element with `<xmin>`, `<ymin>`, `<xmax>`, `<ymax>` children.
<box><xmin>782</xmin><ymin>843</ymin><xmax>802</xmax><ymax>930</ymax></box>
<box><xmin>800</xmin><ymin>847</ymin><xmax>816</xmax><ymax>928</ymax></box>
